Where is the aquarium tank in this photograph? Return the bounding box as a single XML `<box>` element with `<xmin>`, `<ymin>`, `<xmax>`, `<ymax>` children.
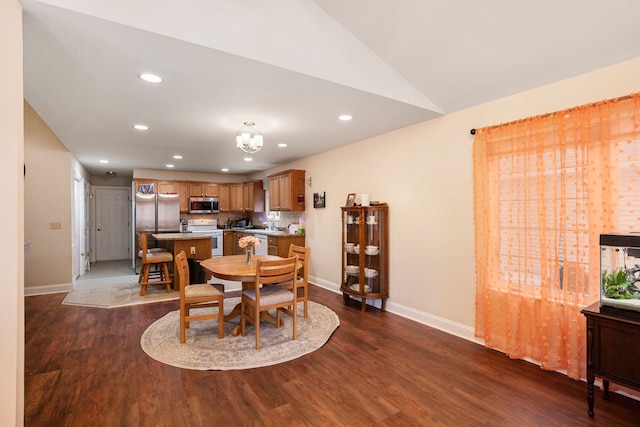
<box><xmin>600</xmin><ymin>233</ymin><xmax>640</xmax><ymax>314</ymax></box>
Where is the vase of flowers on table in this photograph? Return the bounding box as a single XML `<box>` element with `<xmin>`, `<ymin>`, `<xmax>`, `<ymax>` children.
<box><xmin>238</xmin><ymin>235</ymin><xmax>261</xmax><ymax>264</ymax></box>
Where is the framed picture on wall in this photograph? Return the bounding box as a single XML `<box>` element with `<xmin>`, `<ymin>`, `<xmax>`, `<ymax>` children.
<box><xmin>314</xmin><ymin>192</ymin><xmax>326</xmax><ymax>208</ymax></box>
<box><xmin>345</xmin><ymin>193</ymin><xmax>356</xmax><ymax>207</ymax></box>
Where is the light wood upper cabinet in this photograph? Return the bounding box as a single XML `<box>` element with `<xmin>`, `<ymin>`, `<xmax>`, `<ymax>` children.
<box><xmin>178</xmin><ymin>181</ymin><xmax>189</xmax><ymax>213</ymax></box>
<box><xmin>205</xmin><ymin>183</ymin><xmax>219</xmax><ymax>197</ymax></box>
<box><xmin>189</xmin><ymin>183</ymin><xmax>205</xmax><ymax>197</ymax></box>
<box><xmin>134</xmin><ymin>178</ymin><xmax>262</xmax><ymax>213</ymax></box>
<box><xmin>218</xmin><ymin>184</ymin><xmax>230</xmax><ymax>212</ymax></box>
<box><xmin>268</xmin><ymin>169</ymin><xmax>305</xmax><ymax>211</ymax></box>
<box><xmin>268</xmin><ymin>175</ymin><xmax>281</xmax><ymax>210</ymax></box>
<box><xmin>157</xmin><ymin>181</ymin><xmax>179</xmax><ymax>194</ymax></box>
<box><xmin>229</xmin><ymin>183</ymin><xmax>244</xmax><ymax>212</ymax></box>
<box><xmin>189</xmin><ymin>182</ymin><xmax>219</xmax><ymax>197</ymax></box>
<box><xmin>243</xmin><ymin>180</ymin><xmax>265</xmax><ymax>212</ymax></box>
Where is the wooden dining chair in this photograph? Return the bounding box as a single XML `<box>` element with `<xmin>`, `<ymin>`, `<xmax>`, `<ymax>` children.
<box><xmin>240</xmin><ymin>256</ymin><xmax>298</xmax><ymax>350</ymax></box>
<box><xmin>138</xmin><ymin>233</ymin><xmax>173</xmax><ymax>296</ymax></box>
<box><xmin>285</xmin><ymin>244</ymin><xmax>310</xmax><ymax>318</ymax></box>
<box><xmin>174</xmin><ymin>251</ymin><xmax>225</xmax><ymax>343</ymax></box>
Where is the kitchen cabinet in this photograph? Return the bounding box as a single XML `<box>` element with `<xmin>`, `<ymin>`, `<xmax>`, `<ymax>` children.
<box><xmin>189</xmin><ymin>182</ymin><xmax>219</xmax><ymax>197</ymax></box>
<box><xmin>267</xmin><ymin>234</ymin><xmax>305</xmax><ymax>257</ymax></box>
<box><xmin>177</xmin><ymin>181</ymin><xmax>189</xmax><ymax>213</ymax></box>
<box><xmin>341</xmin><ymin>204</ymin><xmax>389</xmax><ymax>311</ymax></box>
<box><xmin>268</xmin><ymin>169</ymin><xmax>305</xmax><ymax>211</ymax></box>
<box><xmin>229</xmin><ymin>183</ymin><xmax>244</xmax><ymax>212</ymax></box>
<box><xmin>243</xmin><ymin>180</ymin><xmax>265</xmax><ymax>212</ymax></box>
<box><xmin>219</xmin><ymin>184</ymin><xmax>230</xmax><ymax>212</ymax></box>
<box><xmin>223</xmin><ymin>230</ymin><xmax>237</xmax><ymax>256</ymax></box>
<box><xmin>232</xmin><ymin>232</ymin><xmax>253</xmax><ymax>255</ymax></box>
<box><xmin>157</xmin><ymin>181</ymin><xmax>179</xmax><ymax>194</ymax></box>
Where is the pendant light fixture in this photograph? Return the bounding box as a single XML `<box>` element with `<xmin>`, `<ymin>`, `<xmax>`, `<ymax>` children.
<box><xmin>235</xmin><ymin>121</ymin><xmax>263</xmax><ymax>154</ymax></box>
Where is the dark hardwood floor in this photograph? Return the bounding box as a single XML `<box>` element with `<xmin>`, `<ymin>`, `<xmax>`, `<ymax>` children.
<box><xmin>25</xmin><ymin>285</ymin><xmax>640</xmax><ymax>426</ymax></box>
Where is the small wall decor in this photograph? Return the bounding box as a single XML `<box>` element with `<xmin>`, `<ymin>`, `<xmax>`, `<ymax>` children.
<box><xmin>314</xmin><ymin>192</ymin><xmax>326</xmax><ymax>208</ymax></box>
<box><xmin>345</xmin><ymin>193</ymin><xmax>356</xmax><ymax>207</ymax></box>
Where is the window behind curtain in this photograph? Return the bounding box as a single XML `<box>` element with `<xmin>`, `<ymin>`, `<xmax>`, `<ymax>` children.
<box><xmin>473</xmin><ymin>94</ymin><xmax>640</xmax><ymax>380</ymax></box>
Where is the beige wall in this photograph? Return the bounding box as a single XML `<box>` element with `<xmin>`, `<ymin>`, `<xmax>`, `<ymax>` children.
<box><xmin>24</xmin><ymin>101</ymin><xmax>74</xmax><ymax>289</ymax></box>
<box><xmin>250</xmin><ymin>57</ymin><xmax>640</xmax><ymax>335</ymax></box>
<box><xmin>1</xmin><ymin>0</ymin><xmax>24</xmax><ymax>424</ymax></box>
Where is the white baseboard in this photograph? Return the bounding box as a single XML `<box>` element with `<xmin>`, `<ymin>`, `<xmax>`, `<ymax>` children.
<box><xmin>309</xmin><ymin>276</ymin><xmax>482</xmax><ymax>345</ymax></box>
<box><xmin>25</xmin><ymin>283</ymin><xmax>72</xmax><ymax>296</ymax></box>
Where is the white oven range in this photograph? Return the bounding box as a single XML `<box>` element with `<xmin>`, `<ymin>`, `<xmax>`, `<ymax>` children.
<box><xmin>186</xmin><ymin>219</ymin><xmax>223</xmax><ymax>257</ymax></box>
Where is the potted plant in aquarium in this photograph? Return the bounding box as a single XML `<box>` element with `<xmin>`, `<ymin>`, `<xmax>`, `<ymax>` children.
<box><xmin>602</xmin><ymin>267</ymin><xmax>639</xmax><ymax>299</ymax></box>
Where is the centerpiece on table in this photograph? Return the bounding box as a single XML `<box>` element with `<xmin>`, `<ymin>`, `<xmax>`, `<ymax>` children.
<box><xmin>238</xmin><ymin>235</ymin><xmax>261</xmax><ymax>264</ymax></box>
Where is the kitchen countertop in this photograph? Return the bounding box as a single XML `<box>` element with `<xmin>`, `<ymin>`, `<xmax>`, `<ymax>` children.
<box><xmin>152</xmin><ymin>232</ymin><xmax>213</xmax><ymax>240</ymax></box>
<box><xmin>224</xmin><ymin>228</ymin><xmax>303</xmax><ymax>237</ymax></box>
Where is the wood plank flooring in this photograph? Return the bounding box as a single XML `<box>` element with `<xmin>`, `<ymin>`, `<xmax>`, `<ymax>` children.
<box><xmin>25</xmin><ymin>285</ymin><xmax>640</xmax><ymax>426</ymax></box>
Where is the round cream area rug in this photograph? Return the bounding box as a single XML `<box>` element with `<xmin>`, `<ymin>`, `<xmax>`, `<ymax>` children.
<box><xmin>140</xmin><ymin>298</ymin><xmax>340</xmax><ymax>370</ymax></box>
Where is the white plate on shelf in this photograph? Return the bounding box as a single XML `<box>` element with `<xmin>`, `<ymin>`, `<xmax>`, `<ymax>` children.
<box><xmin>345</xmin><ymin>265</ymin><xmax>359</xmax><ymax>274</ymax></box>
<box><xmin>364</xmin><ymin>268</ymin><xmax>379</xmax><ymax>278</ymax></box>
<box><xmin>365</xmin><ymin>249</ymin><xmax>379</xmax><ymax>255</ymax></box>
<box><xmin>366</xmin><ymin>221</ymin><xmax>378</xmax><ymax>225</ymax></box>
<box><xmin>350</xmin><ymin>284</ymin><xmax>371</xmax><ymax>292</ymax></box>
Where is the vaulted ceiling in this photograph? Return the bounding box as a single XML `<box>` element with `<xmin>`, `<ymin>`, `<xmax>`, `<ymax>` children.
<box><xmin>21</xmin><ymin>0</ymin><xmax>640</xmax><ymax>176</ymax></box>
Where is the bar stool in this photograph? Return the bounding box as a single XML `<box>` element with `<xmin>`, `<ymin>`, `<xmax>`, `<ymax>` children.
<box><xmin>138</xmin><ymin>233</ymin><xmax>173</xmax><ymax>296</ymax></box>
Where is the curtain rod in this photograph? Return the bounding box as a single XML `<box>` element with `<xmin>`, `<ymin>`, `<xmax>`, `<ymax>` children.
<box><xmin>469</xmin><ymin>92</ymin><xmax>639</xmax><ymax>135</ymax></box>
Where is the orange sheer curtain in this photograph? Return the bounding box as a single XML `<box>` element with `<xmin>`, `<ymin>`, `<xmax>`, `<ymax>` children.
<box><xmin>474</xmin><ymin>93</ymin><xmax>640</xmax><ymax>379</ymax></box>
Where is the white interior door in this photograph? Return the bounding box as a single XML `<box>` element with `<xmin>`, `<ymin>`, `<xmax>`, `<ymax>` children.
<box><xmin>73</xmin><ymin>177</ymin><xmax>84</xmax><ymax>278</ymax></box>
<box><xmin>96</xmin><ymin>188</ymin><xmax>130</xmax><ymax>261</ymax></box>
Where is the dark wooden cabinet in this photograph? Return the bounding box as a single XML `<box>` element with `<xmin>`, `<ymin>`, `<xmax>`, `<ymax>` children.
<box><xmin>581</xmin><ymin>303</ymin><xmax>640</xmax><ymax>417</ymax></box>
<box><xmin>267</xmin><ymin>234</ymin><xmax>305</xmax><ymax>257</ymax></box>
<box><xmin>341</xmin><ymin>204</ymin><xmax>389</xmax><ymax>311</ymax></box>
<box><xmin>223</xmin><ymin>231</ymin><xmax>237</xmax><ymax>256</ymax></box>
<box><xmin>225</xmin><ymin>231</ymin><xmax>304</xmax><ymax>257</ymax></box>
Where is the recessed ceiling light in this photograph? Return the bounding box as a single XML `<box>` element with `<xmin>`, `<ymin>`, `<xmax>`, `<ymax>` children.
<box><xmin>339</xmin><ymin>114</ymin><xmax>353</xmax><ymax>121</ymax></box>
<box><xmin>244</xmin><ymin>157</ymin><xmax>253</xmax><ymax>162</ymax></box>
<box><xmin>99</xmin><ymin>159</ymin><xmax>109</xmax><ymax>164</ymax></box>
<box><xmin>166</xmin><ymin>164</ymin><xmax>174</xmax><ymax>168</ymax></box>
<box><xmin>139</xmin><ymin>73</ymin><xmax>163</xmax><ymax>83</ymax></box>
<box><xmin>133</xmin><ymin>124</ymin><xmax>149</xmax><ymax>130</ymax></box>
<box><xmin>277</xmin><ymin>143</ymin><xmax>287</xmax><ymax>148</ymax></box>
<box><xmin>221</xmin><ymin>168</ymin><xmax>229</xmax><ymax>172</ymax></box>
<box><xmin>173</xmin><ymin>155</ymin><xmax>182</xmax><ymax>159</ymax></box>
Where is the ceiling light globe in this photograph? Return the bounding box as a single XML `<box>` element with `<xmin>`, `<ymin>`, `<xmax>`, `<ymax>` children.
<box><xmin>235</xmin><ymin>122</ymin><xmax>263</xmax><ymax>154</ymax></box>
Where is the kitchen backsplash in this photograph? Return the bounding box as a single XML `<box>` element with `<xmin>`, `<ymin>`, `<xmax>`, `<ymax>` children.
<box><xmin>251</xmin><ymin>211</ymin><xmax>304</xmax><ymax>230</ymax></box>
<box><xmin>179</xmin><ymin>211</ymin><xmax>304</xmax><ymax>230</ymax></box>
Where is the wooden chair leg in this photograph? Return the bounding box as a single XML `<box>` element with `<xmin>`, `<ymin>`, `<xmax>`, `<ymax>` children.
<box><xmin>162</xmin><ymin>262</ymin><xmax>171</xmax><ymax>293</ymax></box>
<box><xmin>292</xmin><ymin>302</ymin><xmax>297</xmax><ymax>340</ymax></box>
<box><xmin>217</xmin><ymin>299</ymin><xmax>224</xmax><ymax>339</ymax></box>
<box><xmin>255</xmin><ymin>306</ymin><xmax>261</xmax><ymax>350</ymax></box>
<box><xmin>303</xmin><ymin>285</ymin><xmax>308</xmax><ymax>318</ymax></box>
<box><xmin>179</xmin><ymin>304</ymin><xmax>186</xmax><ymax>343</ymax></box>
<box><xmin>140</xmin><ymin>264</ymin><xmax>150</xmax><ymax>296</ymax></box>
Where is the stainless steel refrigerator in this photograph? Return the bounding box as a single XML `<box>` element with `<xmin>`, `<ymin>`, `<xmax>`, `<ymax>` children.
<box><xmin>131</xmin><ymin>182</ymin><xmax>180</xmax><ymax>269</ymax></box>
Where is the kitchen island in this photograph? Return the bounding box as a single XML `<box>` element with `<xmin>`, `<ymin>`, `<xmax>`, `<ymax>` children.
<box><xmin>152</xmin><ymin>233</ymin><xmax>212</xmax><ymax>290</ymax></box>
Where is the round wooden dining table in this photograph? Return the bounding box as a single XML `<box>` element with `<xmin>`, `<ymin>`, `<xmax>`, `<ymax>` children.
<box><xmin>199</xmin><ymin>254</ymin><xmax>294</xmax><ymax>336</ymax></box>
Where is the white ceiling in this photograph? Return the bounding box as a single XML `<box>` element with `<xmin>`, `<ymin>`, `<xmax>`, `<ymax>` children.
<box><xmin>21</xmin><ymin>0</ymin><xmax>640</xmax><ymax>176</ymax></box>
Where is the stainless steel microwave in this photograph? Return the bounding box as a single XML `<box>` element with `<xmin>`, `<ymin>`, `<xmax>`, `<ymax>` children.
<box><xmin>189</xmin><ymin>197</ymin><xmax>219</xmax><ymax>214</ymax></box>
